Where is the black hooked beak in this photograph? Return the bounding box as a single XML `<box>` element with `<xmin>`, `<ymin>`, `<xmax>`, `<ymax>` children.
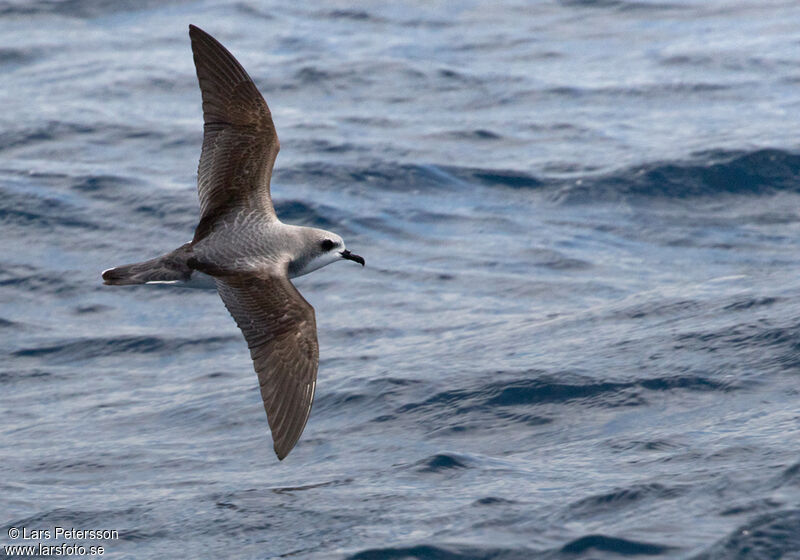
<box><xmin>340</xmin><ymin>249</ymin><xmax>365</xmax><ymax>266</ymax></box>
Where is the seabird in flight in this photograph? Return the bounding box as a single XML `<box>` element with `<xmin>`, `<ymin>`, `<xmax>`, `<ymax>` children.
<box><xmin>102</xmin><ymin>25</ymin><xmax>365</xmax><ymax>460</ymax></box>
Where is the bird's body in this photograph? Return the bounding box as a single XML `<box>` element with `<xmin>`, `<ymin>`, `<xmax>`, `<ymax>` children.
<box><xmin>102</xmin><ymin>25</ymin><xmax>364</xmax><ymax>460</ymax></box>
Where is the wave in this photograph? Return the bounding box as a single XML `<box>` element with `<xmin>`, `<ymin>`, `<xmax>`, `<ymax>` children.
<box><xmin>346</xmin><ymin>534</ymin><xmax>673</xmax><ymax>559</ymax></box>
<box><xmin>0</xmin><ymin>46</ymin><xmax>37</xmax><ymax>66</ymax></box>
<box><xmin>402</xmin><ymin>372</ymin><xmax>728</xmax><ymax>409</ymax></box>
<box><xmin>274</xmin><ymin>160</ymin><xmax>543</xmax><ymax>193</ymax></box>
<box><xmin>346</xmin><ymin>543</ymin><xmax>533</xmax><ymax>560</ymax></box>
<box><xmin>561</xmin><ymin>534</ymin><xmax>672</xmax><ymax>555</ymax></box>
<box><xmin>721</xmin><ymin>297</ymin><xmax>782</xmax><ymax>312</ymax></box>
<box><xmin>323</xmin><ymin>9</ymin><xmax>382</xmax><ymax>22</ymax></box>
<box><xmin>0</xmin><ymin>121</ymin><xmax>95</xmax><ymax>152</ymax></box>
<box><xmin>70</xmin><ymin>174</ymin><xmax>142</xmax><ymax>199</ymax></box>
<box><xmin>674</xmin><ymin>320</ymin><xmax>800</xmax><ymax>372</ymax></box>
<box><xmin>285</xmin><ymin>60</ymin><xmax>424</xmax><ymax>91</ymax></box>
<box><xmin>414</xmin><ymin>452</ymin><xmax>473</xmax><ymax>473</ymax></box>
<box><xmin>274</xmin><ymin>161</ymin><xmax>458</xmax><ymax>193</ymax></box>
<box><xmin>0</xmin><ymin>184</ymin><xmax>99</xmax><ymax>233</ymax></box>
<box><xmin>0</xmin><ymin>368</ymin><xmax>54</xmax><ymax>383</ymax></box>
<box><xmin>443</xmin><ymin>166</ymin><xmax>543</xmax><ymax>190</ymax></box>
<box><xmin>0</xmin><ymin>0</ymin><xmax>173</xmax><ymax>18</ymax></box>
<box><xmin>694</xmin><ymin>509</ymin><xmax>800</xmax><ymax>559</ymax></box>
<box><xmin>550</xmin><ymin>148</ymin><xmax>800</xmax><ymax>203</ymax></box>
<box><xmin>273</xmin><ymin>149</ymin><xmax>800</xmax><ymax>204</ymax></box>
<box><xmin>390</xmin><ymin>371</ymin><xmax>733</xmax><ymax>431</ymax></box>
<box><xmin>564</xmin><ymin>483</ymin><xmax>687</xmax><ymax>520</ymax></box>
<box><xmin>12</xmin><ymin>335</ymin><xmax>234</xmax><ymax>362</ymax></box>
<box><xmin>558</xmin><ymin>0</ymin><xmax>679</xmax><ymax>11</ymax></box>
<box><xmin>273</xmin><ymin>200</ymin><xmax>340</xmax><ymax>229</ymax></box>
<box><xmin>0</xmin><ymin>263</ymin><xmax>82</xmax><ymax>295</ymax></box>
<box><xmin>431</xmin><ymin>129</ymin><xmax>504</xmax><ymax>141</ymax></box>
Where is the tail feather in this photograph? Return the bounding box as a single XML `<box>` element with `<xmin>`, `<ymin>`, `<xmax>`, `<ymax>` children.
<box><xmin>102</xmin><ymin>243</ymin><xmax>193</xmax><ymax>286</ymax></box>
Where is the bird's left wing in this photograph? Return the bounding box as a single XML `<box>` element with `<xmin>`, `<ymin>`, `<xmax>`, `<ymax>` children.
<box><xmin>214</xmin><ymin>272</ymin><xmax>319</xmax><ymax>460</ymax></box>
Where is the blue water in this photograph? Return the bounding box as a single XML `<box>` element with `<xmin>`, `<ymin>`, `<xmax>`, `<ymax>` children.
<box><xmin>3</xmin><ymin>1</ymin><xmax>800</xmax><ymax>558</ymax></box>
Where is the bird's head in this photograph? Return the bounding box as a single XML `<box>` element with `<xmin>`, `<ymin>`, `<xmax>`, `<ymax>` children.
<box><xmin>288</xmin><ymin>229</ymin><xmax>365</xmax><ymax>278</ymax></box>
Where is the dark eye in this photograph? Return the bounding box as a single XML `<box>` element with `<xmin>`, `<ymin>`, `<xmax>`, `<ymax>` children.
<box><xmin>321</xmin><ymin>239</ymin><xmax>335</xmax><ymax>251</ymax></box>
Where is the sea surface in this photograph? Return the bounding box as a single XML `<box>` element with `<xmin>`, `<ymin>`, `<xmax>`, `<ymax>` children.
<box><xmin>3</xmin><ymin>1</ymin><xmax>800</xmax><ymax>558</ymax></box>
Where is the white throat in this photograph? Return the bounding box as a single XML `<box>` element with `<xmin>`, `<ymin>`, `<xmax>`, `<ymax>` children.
<box><xmin>290</xmin><ymin>250</ymin><xmax>343</xmax><ymax>279</ymax></box>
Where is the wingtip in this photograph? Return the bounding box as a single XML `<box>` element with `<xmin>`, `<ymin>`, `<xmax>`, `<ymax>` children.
<box><xmin>274</xmin><ymin>444</ymin><xmax>288</xmax><ymax>461</ymax></box>
<box><xmin>274</xmin><ymin>437</ymin><xmax>300</xmax><ymax>461</ymax></box>
<box><xmin>188</xmin><ymin>24</ymin><xmax>207</xmax><ymax>42</ymax></box>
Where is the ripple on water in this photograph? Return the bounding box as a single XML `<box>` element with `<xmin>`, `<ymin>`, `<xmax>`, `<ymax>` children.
<box><xmin>694</xmin><ymin>510</ymin><xmax>800</xmax><ymax>559</ymax></box>
<box><xmin>12</xmin><ymin>335</ymin><xmax>235</xmax><ymax>362</ymax></box>
<box><xmin>560</xmin><ymin>534</ymin><xmax>673</xmax><ymax>556</ymax></box>
<box><xmin>346</xmin><ymin>543</ymin><xmax>534</xmax><ymax>560</ymax></box>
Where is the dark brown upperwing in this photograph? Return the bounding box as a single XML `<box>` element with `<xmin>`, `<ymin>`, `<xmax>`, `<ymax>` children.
<box><xmin>214</xmin><ymin>272</ymin><xmax>319</xmax><ymax>460</ymax></box>
<box><xmin>189</xmin><ymin>25</ymin><xmax>279</xmax><ymax>241</ymax></box>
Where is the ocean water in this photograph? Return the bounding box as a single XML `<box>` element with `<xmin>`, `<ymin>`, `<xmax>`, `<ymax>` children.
<box><xmin>3</xmin><ymin>1</ymin><xmax>800</xmax><ymax>558</ymax></box>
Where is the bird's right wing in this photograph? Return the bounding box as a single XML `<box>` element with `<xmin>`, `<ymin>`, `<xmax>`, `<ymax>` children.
<box><xmin>189</xmin><ymin>25</ymin><xmax>280</xmax><ymax>241</ymax></box>
<box><xmin>214</xmin><ymin>272</ymin><xmax>319</xmax><ymax>460</ymax></box>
